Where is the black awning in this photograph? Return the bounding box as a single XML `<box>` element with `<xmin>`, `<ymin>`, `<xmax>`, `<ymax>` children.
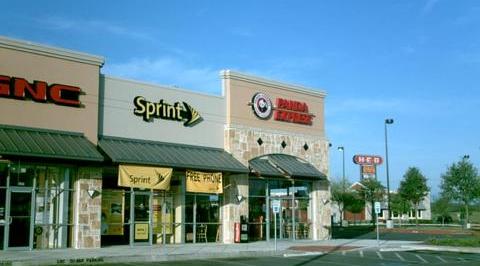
<box><xmin>0</xmin><ymin>124</ymin><xmax>103</xmax><ymax>162</ymax></box>
<box><xmin>249</xmin><ymin>153</ymin><xmax>326</xmax><ymax>179</ymax></box>
<box><xmin>98</xmin><ymin>136</ymin><xmax>248</xmax><ymax>174</ymax></box>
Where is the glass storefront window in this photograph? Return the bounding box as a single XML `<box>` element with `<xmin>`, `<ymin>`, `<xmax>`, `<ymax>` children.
<box><xmin>34</xmin><ymin>166</ymin><xmax>72</xmax><ymax>249</ymax></box>
<box><xmin>248</xmin><ymin>197</ymin><xmax>266</xmax><ymax>241</ymax></box>
<box><xmin>249</xmin><ymin>177</ymin><xmax>313</xmax><ymax>241</ymax></box>
<box><xmin>249</xmin><ymin>179</ymin><xmax>266</xmax><ymax>196</ymax></box>
<box><xmin>185</xmin><ymin>194</ymin><xmax>222</xmax><ymax>243</ymax></box>
<box><xmin>9</xmin><ymin>164</ymin><xmax>35</xmax><ymax>187</ymax></box>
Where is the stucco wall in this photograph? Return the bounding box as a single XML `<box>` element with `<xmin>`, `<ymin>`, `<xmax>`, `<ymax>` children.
<box><xmin>100</xmin><ymin>75</ymin><xmax>225</xmax><ymax>148</ymax></box>
<box><xmin>0</xmin><ymin>37</ymin><xmax>103</xmax><ymax>143</ymax></box>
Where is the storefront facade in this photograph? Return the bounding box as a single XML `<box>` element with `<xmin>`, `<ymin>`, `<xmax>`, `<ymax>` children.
<box><xmin>98</xmin><ymin>76</ymin><xmax>248</xmax><ymax>246</ymax></box>
<box><xmin>222</xmin><ymin>70</ymin><xmax>331</xmax><ymax>242</ymax></box>
<box><xmin>0</xmin><ymin>36</ymin><xmax>330</xmax><ymax>250</ymax></box>
<box><xmin>0</xmin><ymin>37</ymin><xmax>105</xmax><ymax>250</ymax></box>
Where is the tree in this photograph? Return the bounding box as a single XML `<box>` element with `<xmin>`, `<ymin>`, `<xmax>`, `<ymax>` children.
<box><xmin>344</xmin><ymin>191</ymin><xmax>366</xmax><ymax>223</ymax></box>
<box><xmin>330</xmin><ymin>178</ymin><xmax>351</xmax><ymax>225</ymax></box>
<box><xmin>358</xmin><ymin>178</ymin><xmax>385</xmax><ymax>225</ymax></box>
<box><xmin>431</xmin><ymin>196</ymin><xmax>451</xmax><ymax>226</ymax></box>
<box><xmin>390</xmin><ymin>193</ymin><xmax>411</xmax><ymax>227</ymax></box>
<box><xmin>398</xmin><ymin>167</ymin><xmax>429</xmax><ymax>226</ymax></box>
<box><xmin>441</xmin><ymin>158</ymin><xmax>480</xmax><ymax>225</ymax></box>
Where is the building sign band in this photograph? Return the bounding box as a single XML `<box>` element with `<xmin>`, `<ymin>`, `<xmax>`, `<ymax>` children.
<box><xmin>118</xmin><ymin>164</ymin><xmax>172</xmax><ymax>190</ymax></box>
<box><xmin>133</xmin><ymin>96</ymin><xmax>203</xmax><ymax>127</ymax></box>
<box><xmin>250</xmin><ymin>92</ymin><xmax>314</xmax><ymax>125</ymax></box>
<box><xmin>186</xmin><ymin>170</ymin><xmax>223</xmax><ymax>194</ymax></box>
<box><xmin>0</xmin><ymin>75</ymin><xmax>82</xmax><ymax>107</ymax></box>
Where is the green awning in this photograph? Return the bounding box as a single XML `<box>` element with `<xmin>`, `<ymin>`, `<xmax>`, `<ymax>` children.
<box><xmin>98</xmin><ymin>136</ymin><xmax>248</xmax><ymax>174</ymax></box>
<box><xmin>249</xmin><ymin>154</ymin><xmax>326</xmax><ymax>179</ymax></box>
<box><xmin>0</xmin><ymin>124</ymin><xmax>104</xmax><ymax>162</ymax></box>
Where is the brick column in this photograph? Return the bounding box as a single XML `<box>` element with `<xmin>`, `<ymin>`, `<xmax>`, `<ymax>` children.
<box><xmin>222</xmin><ymin>173</ymin><xmax>249</xmax><ymax>243</ymax></box>
<box><xmin>71</xmin><ymin>167</ymin><xmax>102</xmax><ymax>249</ymax></box>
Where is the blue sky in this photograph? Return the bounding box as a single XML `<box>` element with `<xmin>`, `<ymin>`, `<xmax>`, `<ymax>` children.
<box><xmin>2</xmin><ymin>0</ymin><xmax>479</xmax><ymax>196</ymax></box>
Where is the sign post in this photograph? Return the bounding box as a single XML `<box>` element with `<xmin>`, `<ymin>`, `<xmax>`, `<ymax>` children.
<box><xmin>374</xmin><ymin>201</ymin><xmax>381</xmax><ymax>247</ymax></box>
<box><xmin>272</xmin><ymin>200</ymin><xmax>280</xmax><ymax>252</ymax></box>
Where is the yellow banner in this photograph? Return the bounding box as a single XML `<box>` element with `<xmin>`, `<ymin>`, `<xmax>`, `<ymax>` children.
<box><xmin>118</xmin><ymin>164</ymin><xmax>172</xmax><ymax>190</ymax></box>
<box><xmin>186</xmin><ymin>170</ymin><xmax>223</xmax><ymax>194</ymax></box>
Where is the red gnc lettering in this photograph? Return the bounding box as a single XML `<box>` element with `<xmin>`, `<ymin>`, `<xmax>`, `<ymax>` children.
<box><xmin>14</xmin><ymin>78</ymin><xmax>47</xmax><ymax>102</ymax></box>
<box><xmin>0</xmin><ymin>75</ymin><xmax>9</xmax><ymax>96</ymax></box>
<box><xmin>0</xmin><ymin>75</ymin><xmax>81</xmax><ymax>107</ymax></box>
<box><xmin>49</xmin><ymin>84</ymin><xmax>81</xmax><ymax>106</ymax></box>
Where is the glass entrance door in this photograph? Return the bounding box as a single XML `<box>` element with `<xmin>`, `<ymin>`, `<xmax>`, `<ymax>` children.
<box><xmin>269</xmin><ymin>198</ymin><xmax>293</xmax><ymax>240</ymax></box>
<box><xmin>131</xmin><ymin>191</ymin><xmax>151</xmax><ymax>245</ymax></box>
<box><xmin>6</xmin><ymin>189</ymin><xmax>34</xmax><ymax>249</ymax></box>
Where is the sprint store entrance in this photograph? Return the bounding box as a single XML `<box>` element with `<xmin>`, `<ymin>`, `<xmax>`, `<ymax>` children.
<box><xmin>101</xmin><ymin>165</ymin><xmax>224</xmax><ymax>246</ymax></box>
<box><xmin>101</xmin><ymin>165</ymin><xmax>176</xmax><ymax>246</ymax></box>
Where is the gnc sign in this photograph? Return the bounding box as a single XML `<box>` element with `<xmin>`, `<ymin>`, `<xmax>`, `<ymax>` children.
<box><xmin>353</xmin><ymin>155</ymin><xmax>383</xmax><ymax>165</ymax></box>
<box><xmin>0</xmin><ymin>75</ymin><xmax>82</xmax><ymax>107</ymax></box>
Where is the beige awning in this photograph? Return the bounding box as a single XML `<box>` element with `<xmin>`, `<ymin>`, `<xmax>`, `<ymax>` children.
<box><xmin>118</xmin><ymin>164</ymin><xmax>172</xmax><ymax>190</ymax></box>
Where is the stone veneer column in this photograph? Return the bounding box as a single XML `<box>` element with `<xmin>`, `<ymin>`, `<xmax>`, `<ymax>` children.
<box><xmin>222</xmin><ymin>173</ymin><xmax>249</xmax><ymax>243</ymax></box>
<box><xmin>312</xmin><ymin>179</ymin><xmax>331</xmax><ymax>240</ymax></box>
<box><xmin>71</xmin><ymin>167</ymin><xmax>102</xmax><ymax>249</ymax></box>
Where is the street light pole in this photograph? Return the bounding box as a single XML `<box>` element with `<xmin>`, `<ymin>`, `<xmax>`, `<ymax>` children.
<box><xmin>384</xmin><ymin>118</ymin><xmax>394</xmax><ymax>227</ymax></box>
<box><xmin>337</xmin><ymin>146</ymin><xmax>345</xmax><ymax>189</ymax></box>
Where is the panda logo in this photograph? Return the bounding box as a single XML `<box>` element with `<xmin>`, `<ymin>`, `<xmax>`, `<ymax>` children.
<box><xmin>251</xmin><ymin>92</ymin><xmax>273</xmax><ymax>119</ymax></box>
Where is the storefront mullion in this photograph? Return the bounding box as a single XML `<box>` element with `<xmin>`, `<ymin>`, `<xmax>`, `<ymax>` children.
<box><xmin>185</xmin><ymin>192</ymin><xmax>222</xmax><ymax>243</ymax></box>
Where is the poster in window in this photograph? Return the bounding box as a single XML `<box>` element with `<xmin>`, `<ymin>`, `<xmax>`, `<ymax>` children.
<box><xmin>101</xmin><ymin>190</ymin><xmax>125</xmax><ymax>235</ymax></box>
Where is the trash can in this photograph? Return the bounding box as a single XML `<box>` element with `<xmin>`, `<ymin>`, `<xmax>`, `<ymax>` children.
<box><xmin>240</xmin><ymin>215</ymin><xmax>249</xmax><ymax>243</ymax></box>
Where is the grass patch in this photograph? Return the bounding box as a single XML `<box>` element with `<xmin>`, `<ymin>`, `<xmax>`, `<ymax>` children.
<box><xmin>425</xmin><ymin>237</ymin><xmax>480</xmax><ymax>247</ymax></box>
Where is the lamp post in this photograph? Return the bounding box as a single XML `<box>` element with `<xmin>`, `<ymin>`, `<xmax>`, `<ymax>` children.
<box><xmin>337</xmin><ymin>146</ymin><xmax>345</xmax><ymax>189</ymax></box>
<box><xmin>384</xmin><ymin>118</ymin><xmax>394</xmax><ymax>228</ymax></box>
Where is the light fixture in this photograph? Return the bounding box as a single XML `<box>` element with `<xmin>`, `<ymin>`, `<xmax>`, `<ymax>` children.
<box><xmin>87</xmin><ymin>188</ymin><xmax>100</xmax><ymax>198</ymax></box>
<box><xmin>236</xmin><ymin>194</ymin><xmax>244</xmax><ymax>202</ymax></box>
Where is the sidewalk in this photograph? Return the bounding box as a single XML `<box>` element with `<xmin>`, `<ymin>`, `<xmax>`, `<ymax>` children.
<box><xmin>0</xmin><ymin>239</ymin><xmax>478</xmax><ymax>266</ymax></box>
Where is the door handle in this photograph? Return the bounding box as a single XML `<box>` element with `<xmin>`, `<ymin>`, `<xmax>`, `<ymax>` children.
<box><xmin>8</xmin><ymin>216</ymin><xmax>12</xmax><ymax>224</ymax></box>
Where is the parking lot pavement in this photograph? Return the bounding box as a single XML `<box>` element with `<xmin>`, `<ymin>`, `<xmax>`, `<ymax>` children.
<box><xmin>103</xmin><ymin>250</ymin><xmax>480</xmax><ymax>266</ymax></box>
<box><xmin>315</xmin><ymin>249</ymin><xmax>480</xmax><ymax>265</ymax></box>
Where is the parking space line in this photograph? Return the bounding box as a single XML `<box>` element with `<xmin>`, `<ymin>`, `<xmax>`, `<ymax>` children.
<box><xmin>359</xmin><ymin>250</ymin><xmax>364</xmax><ymax>258</ymax></box>
<box><xmin>415</xmin><ymin>254</ymin><xmax>428</xmax><ymax>263</ymax></box>
<box><xmin>395</xmin><ymin>252</ymin><xmax>405</xmax><ymax>262</ymax></box>
<box><xmin>436</xmin><ymin>256</ymin><xmax>447</xmax><ymax>263</ymax></box>
<box><xmin>376</xmin><ymin>251</ymin><xmax>383</xmax><ymax>260</ymax></box>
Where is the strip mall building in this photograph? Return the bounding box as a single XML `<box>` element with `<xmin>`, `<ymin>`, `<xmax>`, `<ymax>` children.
<box><xmin>0</xmin><ymin>36</ymin><xmax>330</xmax><ymax>250</ymax></box>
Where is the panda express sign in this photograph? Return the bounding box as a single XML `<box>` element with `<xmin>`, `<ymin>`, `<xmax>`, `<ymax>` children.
<box><xmin>250</xmin><ymin>92</ymin><xmax>314</xmax><ymax>125</ymax></box>
<box><xmin>134</xmin><ymin>96</ymin><xmax>203</xmax><ymax>127</ymax></box>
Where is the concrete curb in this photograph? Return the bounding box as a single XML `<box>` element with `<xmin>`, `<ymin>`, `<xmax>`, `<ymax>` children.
<box><xmin>400</xmin><ymin>245</ymin><xmax>480</xmax><ymax>254</ymax></box>
<box><xmin>6</xmin><ymin>250</ymin><xmax>286</xmax><ymax>266</ymax></box>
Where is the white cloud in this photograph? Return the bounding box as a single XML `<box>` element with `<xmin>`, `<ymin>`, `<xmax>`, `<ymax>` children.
<box><xmin>327</xmin><ymin>98</ymin><xmax>404</xmax><ymax>116</ymax></box>
<box><xmin>103</xmin><ymin>57</ymin><xmax>221</xmax><ymax>94</ymax></box>
<box><xmin>422</xmin><ymin>0</ymin><xmax>440</xmax><ymax>15</ymax></box>
<box><xmin>34</xmin><ymin>16</ymin><xmax>153</xmax><ymax>41</ymax></box>
<box><xmin>230</xmin><ymin>27</ymin><xmax>253</xmax><ymax>37</ymax></box>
